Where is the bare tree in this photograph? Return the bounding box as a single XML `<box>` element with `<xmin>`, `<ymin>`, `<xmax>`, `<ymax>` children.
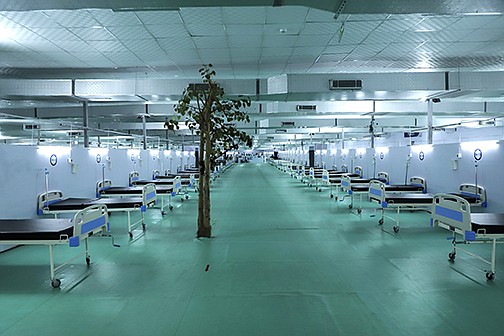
<box><xmin>165</xmin><ymin>64</ymin><xmax>252</xmax><ymax>238</ymax></box>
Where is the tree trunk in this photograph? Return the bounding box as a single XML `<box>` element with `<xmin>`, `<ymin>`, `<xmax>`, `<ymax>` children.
<box><xmin>197</xmin><ymin>131</ymin><xmax>207</xmax><ymax>237</ymax></box>
<box><xmin>197</xmin><ymin>104</ymin><xmax>212</xmax><ymax>238</ymax></box>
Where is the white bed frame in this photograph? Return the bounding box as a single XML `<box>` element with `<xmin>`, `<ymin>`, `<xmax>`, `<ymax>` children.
<box><xmin>432</xmin><ymin>193</ymin><xmax>501</xmax><ymax>280</ymax></box>
<box><xmin>354</xmin><ymin>166</ymin><xmax>362</xmax><ymax>178</ymax></box>
<box><xmin>38</xmin><ymin>183</ymin><xmax>157</xmax><ymax>239</ymax></box>
<box><xmin>368</xmin><ymin>179</ymin><xmax>430</xmax><ymax>233</ymax></box>
<box><xmin>129</xmin><ymin>171</ymin><xmax>140</xmax><ymax>186</ymax></box>
<box><xmin>377</xmin><ymin>172</ymin><xmax>389</xmax><ymax>184</ymax></box>
<box><xmin>339</xmin><ymin>174</ymin><xmax>370</xmax><ymax>215</ymax></box>
<box><xmin>1</xmin><ymin>204</ymin><xmax>110</xmax><ymax>288</ymax></box>
<box><xmin>96</xmin><ymin>179</ymin><xmax>112</xmax><ymax>197</ymax></box>
<box><xmin>458</xmin><ymin>184</ymin><xmax>487</xmax><ymax>208</ymax></box>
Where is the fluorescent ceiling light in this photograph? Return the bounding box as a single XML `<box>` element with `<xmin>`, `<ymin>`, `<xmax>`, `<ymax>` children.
<box><xmin>460</xmin><ymin>140</ymin><xmax>499</xmax><ymax>151</ymax></box>
<box><xmin>411</xmin><ymin>144</ymin><xmax>433</xmax><ymax>153</ymax></box>
<box><xmin>375</xmin><ymin>147</ymin><xmax>389</xmax><ymax>154</ymax></box>
<box><xmin>88</xmin><ymin>148</ymin><xmax>109</xmax><ymax>156</ymax></box>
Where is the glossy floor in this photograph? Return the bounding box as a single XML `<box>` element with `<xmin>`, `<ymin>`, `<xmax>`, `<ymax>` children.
<box><xmin>1</xmin><ymin>161</ymin><xmax>503</xmax><ymax>335</ymax></box>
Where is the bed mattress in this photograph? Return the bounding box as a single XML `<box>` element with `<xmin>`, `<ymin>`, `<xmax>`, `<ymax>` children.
<box><xmin>0</xmin><ymin>219</ymin><xmax>73</xmax><ymax>240</ymax></box>
<box><xmin>470</xmin><ymin>213</ymin><xmax>504</xmax><ymax>234</ymax></box>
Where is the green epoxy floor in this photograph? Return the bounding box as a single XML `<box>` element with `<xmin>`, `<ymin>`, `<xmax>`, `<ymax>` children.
<box><xmin>1</xmin><ymin>161</ymin><xmax>504</xmax><ymax>335</ymax></box>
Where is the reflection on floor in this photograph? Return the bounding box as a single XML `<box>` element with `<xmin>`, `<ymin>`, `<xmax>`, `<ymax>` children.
<box><xmin>1</xmin><ymin>161</ymin><xmax>503</xmax><ymax>335</ymax></box>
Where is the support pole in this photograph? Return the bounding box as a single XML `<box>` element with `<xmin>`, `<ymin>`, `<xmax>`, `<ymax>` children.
<box><xmin>142</xmin><ymin>104</ymin><xmax>148</xmax><ymax>150</ymax></box>
<box><xmin>83</xmin><ymin>101</ymin><xmax>89</xmax><ymax>148</ymax></box>
<box><xmin>427</xmin><ymin>99</ymin><xmax>433</xmax><ymax>144</ymax></box>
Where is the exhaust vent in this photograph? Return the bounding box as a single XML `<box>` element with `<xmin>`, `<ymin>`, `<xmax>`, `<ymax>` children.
<box><xmin>404</xmin><ymin>131</ymin><xmax>421</xmax><ymax>138</ymax></box>
<box><xmin>296</xmin><ymin>105</ymin><xmax>316</xmax><ymax>111</ymax></box>
<box><xmin>188</xmin><ymin>83</ymin><xmax>210</xmax><ymax>92</ymax></box>
<box><xmin>329</xmin><ymin>79</ymin><xmax>362</xmax><ymax>90</ymax></box>
<box><xmin>281</xmin><ymin>121</ymin><xmax>295</xmax><ymax>127</ymax></box>
<box><xmin>23</xmin><ymin>124</ymin><xmax>41</xmax><ymax>130</ymax></box>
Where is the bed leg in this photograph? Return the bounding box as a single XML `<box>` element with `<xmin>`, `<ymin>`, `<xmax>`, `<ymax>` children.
<box><xmin>49</xmin><ymin>245</ymin><xmax>55</xmax><ymax>281</ymax></box>
<box><xmin>48</xmin><ymin>245</ymin><xmax>60</xmax><ymax>288</ymax></box>
<box><xmin>85</xmin><ymin>239</ymin><xmax>90</xmax><ymax>266</ymax></box>
<box><xmin>490</xmin><ymin>238</ymin><xmax>497</xmax><ymax>278</ymax></box>
<box><xmin>393</xmin><ymin>206</ymin><xmax>401</xmax><ymax>233</ymax></box>
<box><xmin>379</xmin><ymin>208</ymin><xmax>384</xmax><ymax>227</ymax></box>
<box><xmin>127</xmin><ymin>211</ymin><xmax>132</xmax><ymax>239</ymax></box>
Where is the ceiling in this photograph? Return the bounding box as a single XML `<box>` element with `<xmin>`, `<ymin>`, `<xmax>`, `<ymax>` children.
<box><xmin>0</xmin><ymin>1</ymin><xmax>504</xmax><ymax>149</ymax></box>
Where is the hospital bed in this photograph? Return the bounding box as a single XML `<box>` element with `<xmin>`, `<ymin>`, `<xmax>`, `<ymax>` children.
<box><xmin>154</xmin><ymin>169</ymin><xmax>200</xmax><ymax>180</ymax></box>
<box><xmin>0</xmin><ymin>204</ymin><xmax>112</xmax><ymax>288</ymax></box>
<box><xmin>37</xmin><ymin>183</ymin><xmax>157</xmax><ymax>239</ymax></box>
<box><xmin>129</xmin><ymin>171</ymin><xmax>140</xmax><ymax>186</ymax></box>
<box><xmin>337</xmin><ymin>171</ymin><xmax>390</xmax><ymax>207</ymax></box>
<box><xmin>133</xmin><ymin>175</ymin><xmax>192</xmax><ymax>201</ymax></box>
<box><xmin>322</xmin><ymin>165</ymin><xmax>366</xmax><ymax>197</ymax></box>
<box><xmin>369</xmin><ymin>181</ymin><xmax>487</xmax><ymax>233</ymax></box>
<box><xmin>97</xmin><ymin>179</ymin><xmax>181</xmax><ymax>215</ymax></box>
<box><xmin>311</xmin><ymin>168</ymin><xmax>354</xmax><ymax>191</ymax></box>
<box><xmin>432</xmin><ymin>194</ymin><xmax>503</xmax><ymax>280</ymax></box>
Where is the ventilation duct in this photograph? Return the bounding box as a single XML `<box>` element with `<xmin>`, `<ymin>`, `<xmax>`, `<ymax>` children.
<box><xmin>23</xmin><ymin>124</ymin><xmax>41</xmax><ymax>130</ymax></box>
<box><xmin>329</xmin><ymin>79</ymin><xmax>362</xmax><ymax>90</ymax></box>
<box><xmin>281</xmin><ymin>121</ymin><xmax>295</xmax><ymax>127</ymax></box>
<box><xmin>296</xmin><ymin>105</ymin><xmax>316</xmax><ymax>111</ymax></box>
<box><xmin>188</xmin><ymin>83</ymin><xmax>210</xmax><ymax>92</ymax></box>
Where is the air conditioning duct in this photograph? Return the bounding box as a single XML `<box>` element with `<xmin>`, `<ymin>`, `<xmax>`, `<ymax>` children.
<box><xmin>296</xmin><ymin>105</ymin><xmax>316</xmax><ymax>111</ymax></box>
<box><xmin>281</xmin><ymin>121</ymin><xmax>295</xmax><ymax>127</ymax></box>
<box><xmin>188</xmin><ymin>83</ymin><xmax>210</xmax><ymax>92</ymax></box>
<box><xmin>329</xmin><ymin>79</ymin><xmax>362</xmax><ymax>90</ymax></box>
<box><xmin>23</xmin><ymin>124</ymin><xmax>41</xmax><ymax>130</ymax></box>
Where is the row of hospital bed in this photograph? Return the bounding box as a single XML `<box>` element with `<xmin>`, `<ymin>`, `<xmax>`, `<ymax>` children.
<box><xmin>0</xmin><ymin>162</ymin><xmax>235</xmax><ymax>288</ymax></box>
<box><xmin>269</xmin><ymin>158</ymin><xmax>502</xmax><ymax>281</ymax></box>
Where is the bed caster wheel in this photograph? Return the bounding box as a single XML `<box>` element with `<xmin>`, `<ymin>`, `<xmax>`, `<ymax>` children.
<box><xmin>348</xmin><ymin>205</ymin><xmax>353</xmax><ymax>209</ymax></box>
<box><xmin>51</xmin><ymin>278</ymin><xmax>61</xmax><ymax>288</ymax></box>
<box><xmin>486</xmin><ymin>272</ymin><xmax>495</xmax><ymax>280</ymax></box>
<box><xmin>129</xmin><ymin>232</ymin><xmax>133</xmax><ymax>239</ymax></box>
<box><xmin>393</xmin><ymin>226</ymin><xmax>399</xmax><ymax>233</ymax></box>
<box><xmin>169</xmin><ymin>206</ymin><xmax>173</xmax><ymax>211</ymax></box>
<box><xmin>330</xmin><ymin>194</ymin><xmax>334</xmax><ymax>199</ymax></box>
<box><xmin>318</xmin><ymin>189</ymin><xmax>322</xmax><ymax>192</ymax></box>
<box><xmin>448</xmin><ymin>252</ymin><xmax>456</xmax><ymax>261</ymax></box>
<box><xmin>142</xmin><ymin>224</ymin><xmax>146</xmax><ymax>231</ymax></box>
<box><xmin>85</xmin><ymin>256</ymin><xmax>91</xmax><ymax>266</ymax></box>
<box><xmin>185</xmin><ymin>195</ymin><xmax>189</xmax><ymax>200</ymax></box>
<box><xmin>357</xmin><ymin>209</ymin><xmax>362</xmax><ymax>214</ymax></box>
<box><xmin>378</xmin><ymin>219</ymin><xmax>384</xmax><ymax>225</ymax></box>
<box><xmin>161</xmin><ymin>211</ymin><xmax>166</xmax><ymax>216</ymax></box>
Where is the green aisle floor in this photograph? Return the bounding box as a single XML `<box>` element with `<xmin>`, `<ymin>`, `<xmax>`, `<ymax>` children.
<box><xmin>1</xmin><ymin>161</ymin><xmax>504</xmax><ymax>335</ymax></box>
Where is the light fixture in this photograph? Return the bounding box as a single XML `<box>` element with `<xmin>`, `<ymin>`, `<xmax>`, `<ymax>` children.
<box><xmin>411</xmin><ymin>144</ymin><xmax>433</xmax><ymax>153</ymax></box>
<box><xmin>375</xmin><ymin>147</ymin><xmax>389</xmax><ymax>154</ymax></box>
<box><xmin>460</xmin><ymin>140</ymin><xmax>499</xmax><ymax>152</ymax></box>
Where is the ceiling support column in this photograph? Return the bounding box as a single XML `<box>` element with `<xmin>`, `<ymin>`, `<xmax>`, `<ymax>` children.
<box><xmin>142</xmin><ymin>114</ymin><xmax>147</xmax><ymax>150</ymax></box>
<box><xmin>427</xmin><ymin>99</ymin><xmax>433</xmax><ymax>144</ymax></box>
<box><xmin>83</xmin><ymin>101</ymin><xmax>89</xmax><ymax>148</ymax></box>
